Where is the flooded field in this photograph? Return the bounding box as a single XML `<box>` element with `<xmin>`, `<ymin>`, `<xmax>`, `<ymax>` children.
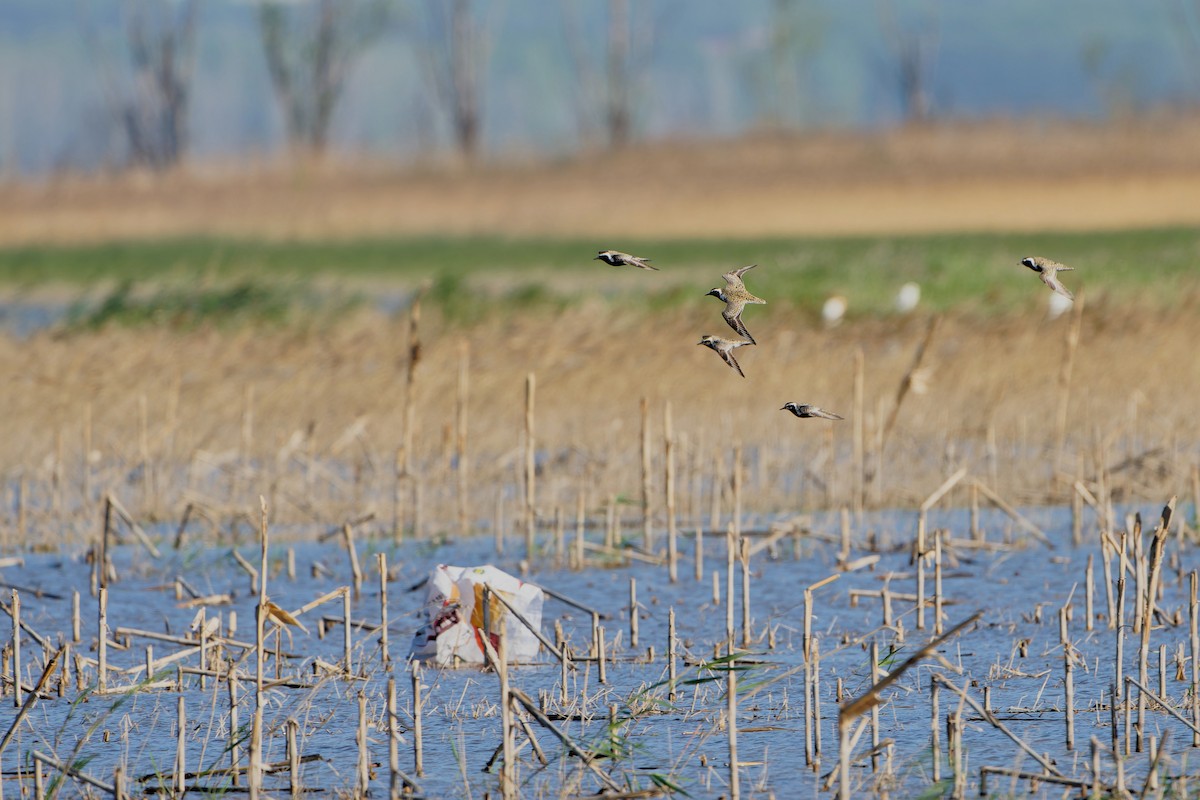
<box><xmin>3</xmin><ymin>497</ymin><xmax>1199</xmax><ymax>798</ymax></box>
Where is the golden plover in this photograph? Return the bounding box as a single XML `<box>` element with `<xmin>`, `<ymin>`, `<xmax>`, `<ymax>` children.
<box><xmin>697</xmin><ymin>334</ymin><xmax>752</xmax><ymax>378</ymax></box>
<box><xmin>706</xmin><ymin>264</ymin><xmax>766</xmax><ymax>343</ymax></box>
<box><xmin>1020</xmin><ymin>256</ymin><xmax>1074</xmax><ymax>301</ymax></box>
<box><xmin>595</xmin><ymin>249</ymin><xmax>657</xmax><ymax>270</ymax></box>
<box><xmin>780</xmin><ymin>403</ymin><xmax>844</xmax><ymax>420</ymax></box>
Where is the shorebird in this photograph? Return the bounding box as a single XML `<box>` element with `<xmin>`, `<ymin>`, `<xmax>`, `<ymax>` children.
<box><xmin>1020</xmin><ymin>256</ymin><xmax>1075</xmax><ymax>301</ymax></box>
<box><xmin>706</xmin><ymin>264</ymin><xmax>766</xmax><ymax>343</ymax></box>
<box><xmin>595</xmin><ymin>249</ymin><xmax>657</xmax><ymax>270</ymax></box>
<box><xmin>697</xmin><ymin>334</ymin><xmax>752</xmax><ymax>378</ymax></box>
<box><xmin>780</xmin><ymin>402</ymin><xmax>844</xmax><ymax>421</ymax></box>
<box><xmin>822</xmin><ymin>295</ymin><xmax>847</xmax><ymax>327</ymax></box>
<box><xmin>894</xmin><ymin>282</ymin><xmax>921</xmax><ymax>314</ymax></box>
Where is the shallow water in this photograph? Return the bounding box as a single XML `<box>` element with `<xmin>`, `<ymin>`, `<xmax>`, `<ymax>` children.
<box><xmin>2</xmin><ymin>501</ymin><xmax>1198</xmax><ymax>798</ymax></box>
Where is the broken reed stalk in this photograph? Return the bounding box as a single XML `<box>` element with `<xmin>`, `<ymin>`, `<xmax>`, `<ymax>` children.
<box><xmin>1124</xmin><ymin>675</ymin><xmax>1200</xmax><ymax>738</ymax></box>
<box><xmin>342</xmin><ymin>523</ymin><xmax>363</xmax><ymax>600</ymax></box>
<box><xmin>411</xmin><ymin>663</ymin><xmax>425</xmax><ymax>777</ymax></box>
<box><xmin>10</xmin><ymin>589</ymin><xmax>19</xmax><ymax>707</ymax></box>
<box><xmin>597</xmin><ymin>625</ymin><xmax>607</xmax><ymax>684</ymax></box>
<box><xmin>356</xmin><ymin>690</ymin><xmax>369</xmax><ymax>798</ymax></box>
<box><xmin>480</xmin><ymin>626</ymin><xmax>515</xmax><ymax>799</ymax></box>
<box><xmin>930</xmin><ymin>675</ymin><xmax>941</xmax><ymax>783</ymax></box>
<box><xmin>0</xmin><ymin>646</ymin><xmax>63</xmax><ymax>754</ymax></box>
<box><xmin>641</xmin><ymin>397</ymin><xmax>652</xmax><ymax>550</ymax></box>
<box><xmin>98</xmin><ymin>586</ymin><xmax>108</xmax><ymax>692</ymax></box>
<box><xmin>457</xmin><ymin>339</ymin><xmax>470</xmax><ymax>536</ymax></box>
<box><xmin>175</xmin><ymin>694</ymin><xmax>186</xmax><ymax>798</ymax></box>
<box><xmin>287</xmin><ymin>718</ymin><xmax>300</xmax><ymax>798</ymax></box>
<box><xmin>812</xmin><ymin>637</ymin><xmax>823</xmax><ymax>763</ymax></box>
<box><xmin>695</xmin><ymin>527</ymin><xmax>704</xmax><ymax>582</ymax></box>
<box><xmin>837</xmin><ymin>612</ymin><xmax>982</xmax><ymax>800</ymax></box>
<box><xmin>1054</xmin><ymin>290</ymin><xmax>1084</xmax><ymax>478</ymax></box>
<box><xmin>915</xmin><ymin>468</ymin><xmax>968</xmax><ymax>631</ymax></box>
<box><xmin>869</xmin><ymin>640</ymin><xmax>880</xmax><ymax>773</ymax></box>
<box><xmin>949</xmin><ymin>705</ymin><xmax>964</xmax><ymax>800</ymax></box>
<box><xmin>509</xmin><ymin>687</ymin><xmax>622</xmax><ymax>792</ymax></box>
<box><xmin>387</xmin><ymin>677</ymin><xmax>401</xmax><ymax>795</ymax></box>
<box><xmin>880</xmin><ymin>314</ymin><xmax>940</xmax><ymax>449</ymax></box>
<box><xmin>228</xmin><ymin>670</ymin><xmax>241</xmax><ymax>785</ymax></box>
<box><xmin>525</xmin><ymin>373</ymin><xmax>536</xmax><ymax>561</ymax></box>
<box><xmin>249</xmin><ymin>497</ymin><xmax>269</xmax><ymax>800</ymax></box>
<box><xmin>934</xmin><ymin>674</ymin><xmax>1064</xmax><ymax>777</ymax></box>
<box><xmin>934</xmin><ymin>531</ymin><xmax>944</xmax><ymax>635</ymax></box>
<box><xmin>728</xmin><ymin>654</ymin><xmax>740</xmax><ymax>800</ymax></box>
<box><xmin>1062</xmin><ymin>606</ymin><xmax>1075</xmax><ymax>751</ymax></box>
<box><xmin>1191</xmin><ymin>570</ymin><xmax>1199</xmax><ymax>747</ymax></box>
<box><xmin>343</xmin><ymin>587</ymin><xmax>353</xmax><ymax>675</ymax></box>
<box><xmin>629</xmin><ymin>578</ymin><xmax>638</xmax><ymax>649</ymax></box>
<box><xmin>804</xmin><ymin>590</ymin><xmax>814</xmax><ymax>765</ymax></box>
<box><xmin>668</xmin><ymin>608</ymin><xmax>677</xmax><ymax>703</ymax></box>
<box><xmin>665</xmin><ymin>402</ymin><xmax>677</xmax><ymax>582</ymax></box>
<box><xmin>1136</xmin><ymin>498</ymin><xmax>1173</xmax><ymax>751</ymax></box>
<box><xmin>740</xmin><ymin>538</ymin><xmax>751</xmax><ymax>648</ymax></box>
<box><xmin>378</xmin><ymin>552</ymin><xmax>389</xmax><ymax>663</ymax></box>
<box><xmin>31</xmin><ymin>751</ymin><xmax>115</xmax><ymax>796</ymax></box>
<box><xmin>1086</xmin><ymin>555</ymin><xmax>1094</xmax><ymax>632</ymax></box>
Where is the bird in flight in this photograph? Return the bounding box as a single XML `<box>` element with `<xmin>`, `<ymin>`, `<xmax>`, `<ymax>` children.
<box><xmin>706</xmin><ymin>264</ymin><xmax>766</xmax><ymax>343</ymax></box>
<box><xmin>698</xmin><ymin>335</ymin><xmax>752</xmax><ymax>378</ymax></box>
<box><xmin>1020</xmin><ymin>256</ymin><xmax>1075</xmax><ymax>301</ymax></box>
<box><xmin>780</xmin><ymin>403</ymin><xmax>844</xmax><ymax>421</ymax></box>
<box><xmin>595</xmin><ymin>249</ymin><xmax>657</xmax><ymax>270</ymax></box>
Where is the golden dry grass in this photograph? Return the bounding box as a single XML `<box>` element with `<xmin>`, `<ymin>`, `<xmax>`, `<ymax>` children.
<box><xmin>3</xmin><ymin>299</ymin><xmax>1196</xmax><ymax>545</ymax></box>
<box><xmin>5</xmin><ymin>116</ymin><xmax>1200</xmax><ymax>245</ymax></box>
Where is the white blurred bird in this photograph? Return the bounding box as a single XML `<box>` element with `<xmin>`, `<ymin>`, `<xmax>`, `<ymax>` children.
<box><xmin>822</xmin><ymin>295</ymin><xmax>847</xmax><ymax>327</ymax></box>
<box><xmin>894</xmin><ymin>282</ymin><xmax>921</xmax><ymax>314</ymax></box>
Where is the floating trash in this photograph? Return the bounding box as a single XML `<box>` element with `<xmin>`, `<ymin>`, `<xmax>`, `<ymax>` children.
<box><xmin>410</xmin><ymin>564</ymin><xmax>544</xmax><ymax>665</ymax></box>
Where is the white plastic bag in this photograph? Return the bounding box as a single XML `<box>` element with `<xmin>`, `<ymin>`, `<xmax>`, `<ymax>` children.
<box><xmin>409</xmin><ymin>564</ymin><xmax>545</xmax><ymax>666</ymax></box>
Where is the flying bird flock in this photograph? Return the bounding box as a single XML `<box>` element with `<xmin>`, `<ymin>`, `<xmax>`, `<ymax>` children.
<box><xmin>595</xmin><ymin>249</ymin><xmax>1077</xmax><ymax>423</ymax></box>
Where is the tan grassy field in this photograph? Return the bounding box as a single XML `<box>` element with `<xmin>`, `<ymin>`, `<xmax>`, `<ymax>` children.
<box><xmin>1</xmin><ymin>118</ymin><xmax>1198</xmax><ymax>545</ymax></box>
<box><xmin>5</xmin><ymin>116</ymin><xmax>1200</xmax><ymax>245</ymax></box>
<box><xmin>2</xmin><ymin>299</ymin><xmax>1196</xmax><ymax>546</ymax></box>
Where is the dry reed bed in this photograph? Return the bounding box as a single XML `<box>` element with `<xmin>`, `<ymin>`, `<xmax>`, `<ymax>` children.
<box><xmin>0</xmin><ymin>302</ymin><xmax>1195</xmax><ymax>549</ymax></box>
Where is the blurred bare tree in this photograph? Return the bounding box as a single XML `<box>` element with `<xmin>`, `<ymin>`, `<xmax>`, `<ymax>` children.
<box><xmin>101</xmin><ymin>0</ymin><xmax>199</xmax><ymax>170</ymax></box>
<box><xmin>764</xmin><ymin>0</ymin><xmax>826</xmax><ymax>128</ymax></box>
<box><xmin>257</xmin><ymin>0</ymin><xmax>390</xmax><ymax>156</ymax></box>
<box><xmin>606</xmin><ymin>0</ymin><xmax>632</xmax><ymax>147</ymax></box>
<box><xmin>561</xmin><ymin>0</ymin><xmax>655</xmax><ymax>149</ymax></box>
<box><xmin>414</xmin><ymin>0</ymin><xmax>491</xmax><ymax>160</ymax></box>
<box><xmin>878</xmin><ymin>0</ymin><xmax>941</xmax><ymax>123</ymax></box>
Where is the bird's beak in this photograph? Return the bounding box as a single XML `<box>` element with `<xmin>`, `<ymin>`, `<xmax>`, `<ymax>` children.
<box><xmin>779</xmin><ymin>406</ymin><xmax>788</xmax><ymax>410</ymax></box>
<box><xmin>593</xmin><ymin>255</ymin><xmax>602</xmax><ymax>260</ymax></box>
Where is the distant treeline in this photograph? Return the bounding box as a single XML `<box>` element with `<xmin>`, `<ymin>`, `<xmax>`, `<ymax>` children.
<box><xmin>0</xmin><ymin>0</ymin><xmax>1197</xmax><ymax>175</ymax></box>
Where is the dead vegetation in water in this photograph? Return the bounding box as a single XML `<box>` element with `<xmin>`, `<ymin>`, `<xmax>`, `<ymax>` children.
<box><xmin>0</xmin><ymin>300</ymin><xmax>1195</xmax><ymax>549</ymax></box>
